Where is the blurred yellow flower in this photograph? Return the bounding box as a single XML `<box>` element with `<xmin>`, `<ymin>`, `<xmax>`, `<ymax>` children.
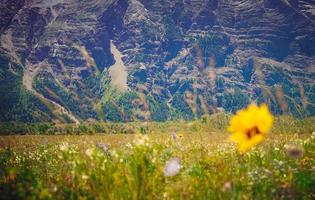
<box><xmin>228</xmin><ymin>103</ymin><xmax>273</xmax><ymax>153</ymax></box>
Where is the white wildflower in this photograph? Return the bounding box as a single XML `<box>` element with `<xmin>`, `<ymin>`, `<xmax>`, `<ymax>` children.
<box><xmin>82</xmin><ymin>175</ymin><xmax>89</xmax><ymax>180</ymax></box>
<box><xmin>59</xmin><ymin>143</ymin><xmax>69</xmax><ymax>151</ymax></box>
<box><xmin>111</xmin><ymin>149</ymin><xmax>119</xmax><ymax>158</ymax></box>
<box><xmin>133</xmin><ymin>134</ymin><xmax>149</xmax><ymax>146</ymax></box>
<box><xmin>126</xmin><ymin>142</ymin><xmax>133</xmax><ymax>149</ymax></box>
<box><xmin>85</xmin><ymin>148</ymin><xmax>93</xmax><ymax>157</ymax></box>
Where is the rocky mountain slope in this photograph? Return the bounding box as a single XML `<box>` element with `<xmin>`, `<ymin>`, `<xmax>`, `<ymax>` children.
<box><xmin>0</xmin><ymin>0</ymin><xmax>315</xmax><ymax>123</ymax></box>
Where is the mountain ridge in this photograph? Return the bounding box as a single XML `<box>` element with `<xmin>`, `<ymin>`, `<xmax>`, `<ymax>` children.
<box><xmin>0</xmin><ymin>0</ymin><xmax>315</xmax><ymax>123</ymax></box>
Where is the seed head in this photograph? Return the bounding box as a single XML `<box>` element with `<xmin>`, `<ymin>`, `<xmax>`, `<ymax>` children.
<box><xmin>164</xmin><ymin>157</ymin><xmax>181</xmax><ymax>177</ymax></box>
<box><xmin>285</xmin><ymin>144</ymin><xmax>304</xmax><ymax>159</ymax></box>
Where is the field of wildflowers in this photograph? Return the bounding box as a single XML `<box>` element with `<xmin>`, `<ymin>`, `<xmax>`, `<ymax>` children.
<box><xmin>1</xmin><ymin>105</ymin><xmax>315</xmax><ymax>199</ymax></box>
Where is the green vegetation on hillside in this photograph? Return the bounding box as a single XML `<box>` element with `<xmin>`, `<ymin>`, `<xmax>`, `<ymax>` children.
<box><xmin>0</xmin><ymin>55</ymin><xmax>54</xmax><ymax>122</ymax></box>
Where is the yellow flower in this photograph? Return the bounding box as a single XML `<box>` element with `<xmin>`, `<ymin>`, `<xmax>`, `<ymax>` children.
<box><xmin>228</xmin><ymin>103</ymin><xmax>273</xmax><ymax>153</ymax></box>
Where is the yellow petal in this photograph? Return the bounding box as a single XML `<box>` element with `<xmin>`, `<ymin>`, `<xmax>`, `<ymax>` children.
<box><xmin>238</xmin><ymin>134</ymin><xmax>265</xmax><ymax>153</ymax></box>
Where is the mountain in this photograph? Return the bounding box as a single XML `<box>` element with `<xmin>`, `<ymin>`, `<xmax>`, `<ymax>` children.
<box><xmin>0</xmin><ymin>0</ymin><xmax>315</xmax><ymax>123</ymax></box>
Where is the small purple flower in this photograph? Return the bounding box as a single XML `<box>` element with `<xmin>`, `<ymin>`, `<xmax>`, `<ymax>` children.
<box><xmin>171</xmin><ymin>132</ymin><xmax>177</xmax><ymax>140</ymax></box>
<box><xmin>96</xmin><ymin>143</ymin><xmax>110</xmax><ymax>154</ymax></box>
<box><xmin>164</xmin><ymin>157</ymin><xmax>181</xmax><ymax>177</ymax></box>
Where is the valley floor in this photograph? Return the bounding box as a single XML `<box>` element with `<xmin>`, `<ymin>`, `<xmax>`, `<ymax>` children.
<box><xmin>0</xmin><ymin>132</ymin><xmax>315</xmax><ymax>199</ymax></box>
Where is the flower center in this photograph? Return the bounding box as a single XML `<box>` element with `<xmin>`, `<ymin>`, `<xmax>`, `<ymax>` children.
<box><xmin>246</xmin><ymin>126</ymin><xmax>260</xmax><ymax>139</ymax></box>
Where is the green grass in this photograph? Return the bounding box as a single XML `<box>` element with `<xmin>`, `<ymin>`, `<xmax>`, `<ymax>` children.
<box><xmin>1</xmin><ymin>114</ymin><xmax>315</xmax><ymax>135</ymax></box>
<box><xmin>0</xmin><ymin>125</ymin><xmax>315</xmax><ymax>199</ymax></box>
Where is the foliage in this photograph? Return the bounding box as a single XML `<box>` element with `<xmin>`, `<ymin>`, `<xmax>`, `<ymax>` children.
<box><xmin>255</xmin><ymin>83</ymin><xmax>315</xmax><ymax>117</ymax></box>
<box><xmin>0</xmin><ymin>132</ymin><xmax>315</xmax><ymax>199</ymax></box>
<box><xmin>195</xmin><ymin>33</ymin><xmax>233</xmax><ymax>67</ymax></box>
<box><xmin>100</xmin><ymin>83</ymin><xmax>139</xmax><ymax>122</ymax></box>
<box><xmin>146</xmin><ymin>94</ymin><xmax>170</xmax><ymax>121</ymax></box>
<box><xmin>1</xmin><ymin>115</ymin><xmax>314</xmax><ymax>136</ymax></box>
<box><xmin>170</xmin><ymin>93</ymin><xmax>194</xmax><ymax>120</ymax></box>
<box><xmin>0</xmin><ymin>122</ymin><xmax>53</xmax><ymax>135</ymax></box>
<box><xmin>222</xmin><ymin>88</ymin><xmax>250</xmax><ymax>113</ymax></box>
<box><xmin>34</xmin><ymin>73</ymin><xmax>97</xmax><ymax>120</ymax></box>
<box><xmin>0</xmin><ymin>55</ymin><xmax>54</xmax><ymax>122</ymax></box>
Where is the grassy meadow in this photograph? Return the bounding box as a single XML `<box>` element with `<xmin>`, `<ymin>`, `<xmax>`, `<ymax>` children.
<box><xmin>1</xmin><ymin>115</ymin><xmax>315</xmax><ymax>199</ymax></box>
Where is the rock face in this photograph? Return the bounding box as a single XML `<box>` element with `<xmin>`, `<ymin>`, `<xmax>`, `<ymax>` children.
<box><xmin>0</xmin><ymin>0</ymin><xmax>315</xmax><ymax>123</ymax></box>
